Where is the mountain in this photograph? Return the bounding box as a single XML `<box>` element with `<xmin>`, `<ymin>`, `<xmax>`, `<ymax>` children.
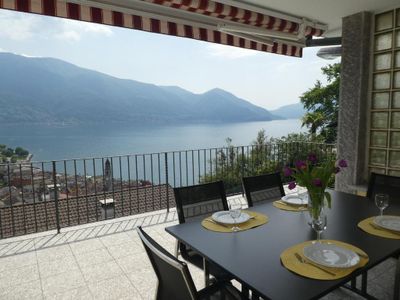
<box><xmin>0</xmin><ymin>53</ymin><xmax>282</xmax><ymax>125</ymax></box>
<box><xmin>270</xmin><ymin>103</ymin><xmax>306</xmax><ymax>119</ymax></box>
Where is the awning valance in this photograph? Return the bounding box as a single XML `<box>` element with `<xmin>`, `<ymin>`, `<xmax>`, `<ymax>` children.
<box><xmin>0</xmin><ymin>0</ymin><xmax>327</xmax><ymax>57</ymax></box>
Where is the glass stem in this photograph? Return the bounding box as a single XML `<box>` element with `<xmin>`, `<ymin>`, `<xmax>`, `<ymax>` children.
<box><xmin>317</xmin><ymin>231</ymin><xmax>321</xmax><ymax>242</ymax></box>
<box><xmin>380</xmin><ymin>208</ymin><xmax>383</xmax><ymax>216</ymax></box>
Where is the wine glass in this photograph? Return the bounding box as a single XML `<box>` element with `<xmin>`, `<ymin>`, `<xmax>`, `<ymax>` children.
<box><xmin>311</xmin><ymin>210</ymin><xmax>327</xmax><ymax>243</ymax></box>
<box><xmin>229</xmin><ymin>203</ymin><xmax>242</xmax><ymax>232</ymax></box>
<box><xmin>375</xmin><ymin>193</ymin><xmax>389</xmax><ymax>216</ymax></box>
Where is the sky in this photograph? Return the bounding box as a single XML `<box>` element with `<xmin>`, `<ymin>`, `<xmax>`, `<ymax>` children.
<box><xmin>0</xmin><ymin>9</ymin><xmax>340</xmax><ymax>110</ymax></box>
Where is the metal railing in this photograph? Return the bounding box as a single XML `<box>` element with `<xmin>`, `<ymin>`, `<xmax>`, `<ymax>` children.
<box><xmin>0</xmin><ymin>141</ymin><xmax>335</xmax><ymax>239</ymax></box>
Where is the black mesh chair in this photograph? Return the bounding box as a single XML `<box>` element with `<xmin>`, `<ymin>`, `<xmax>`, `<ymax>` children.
<box><xmin>367</xmin><ymin>172</ymin><xmax>400</xmax><ymax>202</ymax></box>
<box><xmin>173</xmin><ymin>181</ymin><xmax>231</xmax><ymax>281</ymax></box>
<box><xmin>366</xmin><ymin>172</ymin><xmax>400</xmax><ymax>300</ymax></box>
<box><xmin>242</xmin><ymin>173</ymin><xmax>285</xmax><ymax>207</ymax></box>
<box><xmin>137</xmin><ymin>227</ymin><xmax>246</xmax><ymax>300</ymax></box>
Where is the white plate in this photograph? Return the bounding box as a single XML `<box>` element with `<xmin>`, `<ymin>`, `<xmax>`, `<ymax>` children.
<box><xmin>211</xmin><ymin>211</ymin><xmax>250</xmax><ymax>225</ymax></box>
<box><xmin>303</xmin><ymin>243</ymin><xmax>360</xmax><ymax>269</ymax></box>
<box><xmin>281</xmin><ymin>194</ymin><xmax>308</xmax><ymax>206</ymax></box>
<box><xmin>373</xmin><ymin>216</ymin><xmax>400</xmax><ymax>232</ymax></box>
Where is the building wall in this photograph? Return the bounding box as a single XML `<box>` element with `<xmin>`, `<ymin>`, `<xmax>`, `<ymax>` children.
<box><xmin>368</xmin><ymin>8</ymin><xmax>400</xmax><ymax>176</ymax></box>
<box><xmin>337</xmin><ymin>7</ymin><xmax>400</xmax><ymax>192</ymax></box>
<box><xmin>336</xmin><ymin>11</ymin><xmax>372</xmax><ymax>192</ymax></box>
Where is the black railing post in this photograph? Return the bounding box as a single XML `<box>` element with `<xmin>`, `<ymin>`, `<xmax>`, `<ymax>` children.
<box><xmin>164</xmin><ymin>153</ymin><xmax>169</xmax><ymax>212</ymax></box>
<box><xmin>52</xmin><ymin>161</ymin><xmax>61</xmax><ymax>234</ymax></box>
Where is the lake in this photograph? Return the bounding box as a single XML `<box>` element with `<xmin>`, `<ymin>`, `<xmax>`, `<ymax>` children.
<box><xmin>1</xmin><ymin>119</ymin><xmax>304</xmax><ymax>162</ymax></box>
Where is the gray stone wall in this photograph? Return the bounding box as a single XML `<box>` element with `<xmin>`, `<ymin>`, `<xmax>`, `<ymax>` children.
<box><xmin>336</xmin><ymin>12</ymin><xmax>372</xmax><ymax>192</ymax></box>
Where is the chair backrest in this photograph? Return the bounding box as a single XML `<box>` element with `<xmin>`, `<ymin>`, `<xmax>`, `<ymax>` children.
<box><xmin>367</xmin><ymin>172</ymin><xmax>400</xmax><ymax>202</ymax></box>
<box><xmin>173</xmin><ymin>181</ymin><xmax>229</xmax><ymax>224</ymax></box>
<box><xmin>242</xmin><ymin>172</ymin><xmax>285</xmax><ymax>207</ymax></box>
<box><xmin>137</xmin><ymin>227</ymin><xmax>198</xmax><ymax>300</ymax></box>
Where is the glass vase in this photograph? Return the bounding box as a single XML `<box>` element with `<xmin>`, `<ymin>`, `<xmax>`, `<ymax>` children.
<box><xmin>307</xmin><ymin>191</ymin><xmax>327</xmax><ymax>242</ymax></box>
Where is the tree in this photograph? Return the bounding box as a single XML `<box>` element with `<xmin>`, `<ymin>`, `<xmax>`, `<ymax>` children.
<box><xmin>15</xmin><ymin>147</ymin><xmax>29</xmax><ymax>157</ymax></box>
<box><xmin>300</xmin><ymin>63</ymin><xmax>340</xmax><ymax>143</ymax></box>
<box><xmin>3</xmin><ymin>148</ymin><xmax>14</xmax><ymax>157</ymax></box>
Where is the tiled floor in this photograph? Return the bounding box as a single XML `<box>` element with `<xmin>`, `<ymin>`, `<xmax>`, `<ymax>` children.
<box><xmin>0</xmin><ymin>194</ymin><xmax>397</xmax><ymax>300</ymax></box>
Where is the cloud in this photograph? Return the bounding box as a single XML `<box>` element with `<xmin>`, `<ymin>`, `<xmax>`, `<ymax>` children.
<box><xmin>0</xmin><ymin>10</ymin><xmax>113</xmax><ymax>42</ymax></box>
<box><xmin>54</xmin><ymin>19</ymin><xmax>113</xmax><ymax>42</ymax></box>
<box><xmin>0</xmin><ymin>10</ymin><xmax>38</xmax><ymax>40</ymax></box>
<box><xmin>207</xmin><ymin>44</ymin><xmax>259</xmax><ymax>59</ymax></box>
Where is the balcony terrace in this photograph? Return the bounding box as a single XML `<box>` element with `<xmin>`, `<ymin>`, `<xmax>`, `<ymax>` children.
<box><xmin>0</xmin><ymin>142</ymin><xmax>399</xmax><ymax>299</ymax></box>
<box><xmin>0</xmin><ymin>192</ymin><xmax>397</xmax><ymax>300</ymax></box>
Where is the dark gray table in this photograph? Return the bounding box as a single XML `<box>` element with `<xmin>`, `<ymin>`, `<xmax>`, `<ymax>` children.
<box><xmin>166</xmin><ymin>191</ymin><xmax>400</xmax><ymax>300</ymax></box>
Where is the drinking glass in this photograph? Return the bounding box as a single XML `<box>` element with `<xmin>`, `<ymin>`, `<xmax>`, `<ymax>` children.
<box><xmin>311</xmin><ymin>209</ymin><xmax>327</xmax><ymax>243</ymax></box>
<box><xmin>375</xmin><ymin>193</ymin><xmax>389</xmax><ymax>216</ymax></box>
<box><xmin>229</xmin><ymin>203</ymin><xmax>242</xmax><ymax>232</ymax></box>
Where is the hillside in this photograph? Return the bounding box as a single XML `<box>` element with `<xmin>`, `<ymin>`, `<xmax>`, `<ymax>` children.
<box><xmin>270</xmin><ymin>103</ymin><xmax>306</xmax><ymax>119</ymax></box>
<box><xmin>0</xmin><ymin>53</ymin><xmax>282</xmax><ymax>124</ymax></box>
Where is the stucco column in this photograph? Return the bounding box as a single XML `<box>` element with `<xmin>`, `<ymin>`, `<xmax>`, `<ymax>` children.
<box><xmin>336</xmin><ymin>11</ymin><xmax>372</xmax><ymax>193</ymax></box>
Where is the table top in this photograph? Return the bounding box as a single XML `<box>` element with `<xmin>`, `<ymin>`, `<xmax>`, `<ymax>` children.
<box><xmin>166</xmin><ymin>191</ymin><xmax>400</xmax><ymax>300</ymax></box>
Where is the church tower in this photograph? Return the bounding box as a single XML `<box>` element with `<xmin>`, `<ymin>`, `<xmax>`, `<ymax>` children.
<box><xmin>104</xmin><ymin>158</ymin><xmax>112</xmax><ymax>191</ymax></box>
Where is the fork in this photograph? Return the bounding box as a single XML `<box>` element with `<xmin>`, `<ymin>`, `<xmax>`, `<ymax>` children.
<box><xmin>204</xmin><ymin>218</ymin><xmax>229</xmax><ymax>228</ymax></box>
<box><xmin>294</xmin><ymin>253</ymin><xmax>336</xmax><ymax>276</ymax></box>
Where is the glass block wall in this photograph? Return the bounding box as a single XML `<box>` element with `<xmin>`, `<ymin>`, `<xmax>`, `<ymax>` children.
<box><xmin>369</xmin><ymin>8</ymin><xmax>400</xmax><ymax>176</ymax></box>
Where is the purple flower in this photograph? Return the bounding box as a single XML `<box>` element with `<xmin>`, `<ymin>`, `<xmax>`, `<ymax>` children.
<box><xmin>283</xmin><ymin>167</ymin><xmax>293</xmax><ymax>177</ymax></box>
<box><xmin>288</xmin><ymin>181</ymin><xmax>297</xmax><ymax>190</ymax></box>
<box><xmin>338</xmin><ymin>159</ymin><xmax>348</xmax><ymax>168</ymax></box>
<box><xmin>307</xmin><ymin>153</ymin><xmax>317</xmax><ymax>164</ymax></box>
<box><xmin>312</xmin><ymin>178</ymin><xmax>323</xmax><ymax>187</ymax></box>
<box><xmin>295</xmin><ymin>160</ymin><xmax>307</xmax><ymax>170</ymax></box>
<box><xmin>334</xmin><ymin>167</ymin><xmax>340</xmax><ymax>174</ymax></box>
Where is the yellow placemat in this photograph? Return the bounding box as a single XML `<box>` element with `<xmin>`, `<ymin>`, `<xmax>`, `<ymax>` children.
<box><xmin>201</xmin><ymin>211</ymin><xmax>268</xmax><ymax>233</ymax></box>
<box><xmin>273</xmin><ymin>200</ymin><xmax>308</xmax><ymax>212</ymax></box>
<box><xmin>280</xmin><ymin>240</ymin><xmax>369</xmax><ymax>280</ymax></box>
<box><xmin>358</xmin><ymin>216</ymin><xmax>400</xmax><ymax>240</ymax></box>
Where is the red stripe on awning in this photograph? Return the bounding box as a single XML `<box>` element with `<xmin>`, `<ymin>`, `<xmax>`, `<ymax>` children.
<box><xmin>198</xmin><ymin>0</ymin><xmax>207</xmax><ymax>11</ymax></box>
<box><xmin>151</xmin><ymin>18</ymin><xmax>161</xmax><ymax>33</ymax></box>
<box><xmin>199</xmin><ymin>28</ymin><xmax>207</xmax><ymax>41</ymax></box>
<box><xmin>16</xmin><ymin>0</ymin><xmax>29</xmax><ymax>12</ymax></box>
<box><xmin>291</xmin><ymin>46</ymin><xmax>297</xmax><ymax>56</ymax></box>
<box><xmin>214</xmin><ymin>2</ymin><xmax>223</xmax><ymax>15</ymax></box>
<box><xmin>227</xmin><ymin>34</ymin><xmax>234</xmax><ymax>46</ymax></box>
<box><xmin>132</xmin><ymin>15</ymin><xmax>143</xmax><ymax>29</ymax></box>
<box><xmin>112</xmin><ymin>11</ymin><xmax>123</xmax><ymax>27</ymax></box>
<box><xmin>288</xmin><ymin>22</ymin><xmax>297</xmax><ymax>34</ymax></box>
<box><xmin>91</xmin><ymin>7</ymin><xmax>102</xmax><ymax>23</ymax></box>
<box><xmin>67</xmin><ymin>3</ymin><xmax>80</xmax><ymax>20</ymax></box>
<box><xmin>266</xmin><ymin>16</ymin><xmax>275</xmax><ymax>30</ymax></box>
<box><xmin>168</xmin><ymin>22</ymin><xmax>177</xmax><ymax>35</ymax></box>
<box><xmin>261</xmin><ymin>44</ymin><xmax>267</xmax><ymax>52</ymax></box>
<box><xmin>184</xmin><ymin>25</ymin><xmax>193</xmax><ymax>38</ymax></box>
<box><xmin>239</xmin><ymin>38</ymin><xmax>245</xmax><ymax>48</ymax></box>
<box><xmin>213</xmin><ymin>30</ymin><xmax>221</xmax><ymax>43</ymax></box>
<box><xmin>42</xmin><ymin>0</ymin><xmax>56</xmax><ymax>16</ymax></box>
<box><xmin>278</xmin><ymin>20</ymin><xmax>287</xmax><ymax>32</ymax></box>
<box><xmin>282</xmin><ymin>44</ymin><xmax>287</xmax><ymax>55</ymax></box>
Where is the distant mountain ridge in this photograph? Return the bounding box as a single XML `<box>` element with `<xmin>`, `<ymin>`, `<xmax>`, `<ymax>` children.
<box><xmin>270</xmin><ymin>103</ymin><xmax>306</xmax><ymax>119</ymax></box>
<box><xmin>0</xmin><ymin>53</ymin><xmax>285</xmax><ymax>125</ymax></box>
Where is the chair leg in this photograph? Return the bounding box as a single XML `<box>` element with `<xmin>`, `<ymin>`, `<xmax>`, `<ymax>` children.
<box><xmin>361</xmin><ymin>272</ymin><xmax>368</xmax><ymax>294</ymax></box>
<box><xmin>174</xmin><ymin>241</ymin><xmax>180</xmax><ymax>258</ymax></box>
<box><xmin>394</xmin><ymin>257</ymin><xmax>400</xmax><ymax>300</ymax></box>
<box><xmin>203</xmin><ymin>258</ymin><xmax>210</xmax><ymax>287</ymax></box>
<box><xmin>241</xmin><ymin>285</ymin><xmax>250</xmax><ymax>298</ymax></box>
<box><xmin>350</xmin><ymin>277</ymin><xmax>357</xmax><ymax>289</ymax></box>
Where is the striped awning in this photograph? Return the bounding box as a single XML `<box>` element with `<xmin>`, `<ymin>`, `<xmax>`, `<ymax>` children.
<box><xmin>0</xmin><ymin>0</ymin><xmax>327</xmax><ymax>57</ymax></box>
